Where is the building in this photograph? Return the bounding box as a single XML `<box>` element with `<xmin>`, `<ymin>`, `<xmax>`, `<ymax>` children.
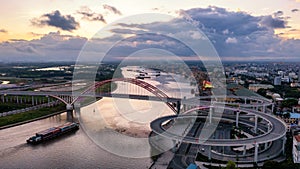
<box><xmin>290</xmin><ymin>83</ymin><xmax>300</xmax><ymax>88</ymax></box>
<box><xmin>248</xmin><ymin>84</ymin><xmax>274</xmax><ymax>92</ymax></box>
<box><xmin>293</xmin><ymin>105</ymin><xmax>300</xmax><ymax>113</ymax></box>
<box><xmin>272</xmin><ymin>93</ymin><xmax>283</xmax><ymax>101</ymax></box>
<box><xmin>298</xmin><ymin>69</ymin><xmax>300</xmax><ymax>83</ymax></box>
<box><xmin>274</xmin><ymin>76</ymin><xmax>282</xmax><ymax>85</ymax></box>
<box><xmin>289</xmin><ymin>72</ymin><xmax>297</xmax><ymax>78</ymax></box>
<box><xmin>282</xmin><ymin>76</ymin><xmax>290</xmax><ymax>83</ymax></box>
<box><xmin>278</xmin><ymin>71</ymin><xmax>284</xmax><ymax>77</ymax></box>
<box><xmin>293</xmin><ymin>133</ymin><xmax>300</xmax><ymax>163</ymax></box>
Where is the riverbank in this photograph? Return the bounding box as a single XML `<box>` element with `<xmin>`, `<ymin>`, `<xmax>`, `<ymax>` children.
<box><xmin>0</xmin><ymin>104</ymin><xmax>66</xmax><ymax>129</ymax></box>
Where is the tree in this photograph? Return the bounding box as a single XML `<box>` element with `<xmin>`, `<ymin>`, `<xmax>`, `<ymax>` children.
<box><xmin>225</xmin><ymin>160</ymin><xmax>237</xmax><ymax>169</ymax></box>
<box><xmin>257</xmin><ymin>88</ymin><xmax>267</xmax><ymax>97</ymax></box>
<box><xmin>281</xmin><ymin>99</ymin><xmax>298</xmax><ymax>109</ymax></box>
<box><xmin>283</xmin><ymin>112</ymin><xmax>291</xmax><ymax>119</ymax></box>
<box><xmin>262</xmin><ymin>160</ymin><xmax>281</xmax><ymax>169</ymax></box>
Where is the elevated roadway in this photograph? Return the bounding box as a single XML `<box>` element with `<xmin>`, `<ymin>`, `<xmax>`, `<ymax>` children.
<box><xmin>150</xmin><ymin>106</ymin><xmax>286</xmax><ymax>146</ymax></box>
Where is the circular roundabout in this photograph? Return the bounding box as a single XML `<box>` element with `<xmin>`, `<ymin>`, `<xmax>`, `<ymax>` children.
<box><xmin>150</xmin><ymin>105</ymin><xmax>286</xmax><ymax>146</ymax></box>
<box><xmin>150</xmin><ymin>96</ymin><xmax>287</xmax><ymax>164</ymax></box>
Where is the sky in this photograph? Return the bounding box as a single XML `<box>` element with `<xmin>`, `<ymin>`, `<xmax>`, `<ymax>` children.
<box><xmin>0</xmin><ymin>0</ymin><xmax>300</xmax><ymax>62</ymax></box>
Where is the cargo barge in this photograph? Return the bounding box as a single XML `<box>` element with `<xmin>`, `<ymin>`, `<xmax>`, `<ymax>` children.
<box><xmin>26</xmin><ymin>122</ymin><xmax>79</xmax><ymax>144</ymax></box>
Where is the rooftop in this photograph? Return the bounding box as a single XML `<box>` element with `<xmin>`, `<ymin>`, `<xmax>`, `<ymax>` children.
<box><xmin>227</xmin><ymin>83</ymin><xmax>266</xmax><ymax>98</ymax></box>
<box><xmin>295</xmin><ymin>134</ymin><xmax>300</xmax><ymax>142</ymax></box>
<box><xmin>249</xmin><ymin>84</ymin><xmax>273</xmax><ymax>88</ymax></box>
<box><xmin>291</xmin><ymin>113</ymin><xmax>300</xmax><ymax>119</ymax></box>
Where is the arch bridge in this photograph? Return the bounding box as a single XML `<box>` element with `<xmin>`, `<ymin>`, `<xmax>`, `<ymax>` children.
<box><xmin>0</xmin><ymin>78</ymin><xmax>182</xmax><ymax>114</ymax></box>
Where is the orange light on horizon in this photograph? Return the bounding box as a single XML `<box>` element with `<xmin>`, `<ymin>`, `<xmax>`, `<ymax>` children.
<box><xmin>275</xmin><ymin>29</ymin><xmax>300</xmax><ymax>40</ymax></box>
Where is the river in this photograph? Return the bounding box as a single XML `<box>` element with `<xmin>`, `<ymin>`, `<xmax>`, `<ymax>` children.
<box><xmin>0</xmin><ymin>67</ymin><xmax>196</xmax><ymax>168</ymax></box>
<box><xmin>0</xmin><ymin>112</ymin><xmax>152</xmax><ymax>169</ymax></box>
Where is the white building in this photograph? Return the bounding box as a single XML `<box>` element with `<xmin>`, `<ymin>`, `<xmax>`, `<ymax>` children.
<box><xmin>293</xmin><ymin>134</ymin><xmax>300</xmax><ymax>163</ymax></box>
<box><xmin>274</xmin><ymin>76</ymin><xmax>282</xmax><ymax>86</ymax></box>
<box><xmin>282</xmin><ymin>76</ymin><xmax>290</xmax><ymax>83</ymax></box>
<box><xmin>272</xmin><ymin>93</ymin><xmax>283</xmax><ymax>102</ymax></box>
<box><xmin>291</xmin><ymin>83</ymin><xmax>300</xmax><ymax>88</ymax></box>
<box><xmin>278</xmin><ymin>71</ymin><xmax>284</xmax><ymax>77</ymax></box>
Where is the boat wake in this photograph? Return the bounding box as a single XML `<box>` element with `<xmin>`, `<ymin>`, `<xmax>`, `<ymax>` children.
<box><xmin>0</xmin><ymin>143</ymin><xmax>27</xmax><ymax>158</ymax></box>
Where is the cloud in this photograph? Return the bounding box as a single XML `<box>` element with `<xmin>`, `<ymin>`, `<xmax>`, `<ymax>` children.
<box><xmin>103</xmin><ymin>33</ymin><xmax>196</xmax><ymax>59</ymax></box>
<box><xmin>103</xmin><ymin>4</ymin><xmax>122</xmax><ymax>15</ymax></box>
<box><xmin>97</xmin><ymin>6</ymin><xmax>300</xmax><ymax>61</ymax></box>
<box><xmin>15</xmin><ymin>45</ymin><xmax>38</xmax><ymax>54</ymax></box>
<box><xmin>259</xmin><ymin>15</ymin><xmax>287</xmax><ymax>28</ymax></box>
<box><xmin>180</xmin><ymin>7</ymin><xmax>294</xmax><ymax>57</ymax></box>
<box><xmin>0</xmin><ymin>31</ymin><xmax>87</xmax><ymax>62</ymax></box>
<box><xmin>179</xmin><ymin>7</ymin><xmax>264</xmax><ymax>36</ymax></box>
<box><xmin>77</xmin><ymin>6</ymin><xmax>106</xmax><ymax>23</ymax></box>
<box><xmin>31</xmin><ymin>10</ymin><xmax>79</xmax><ymax>31</ymax></box>
<box><xmin>9</xmin><ymin>39</ymin><xmax>28</xmax><ymax>42</ymax></box>
<box><xmin>0</xmin><ymin>29</ymin><xmax>7</xmax><ymax>33</ymax></box>
<box><xmin>2</xmin><ymin>6</ymin><xmax>300</xmax><ymax>62</ymax></box>
<box><xmin>292</xmin><ymin>9</ymin><xmax>299</xmax><ymax>12</ymax></box>
<box><xmin>273</xmin><ymin>11</ymin><xmax>284</xmax><ymax>17</ymax></box>
<box><xmin>225</xmin><ymin>37</ymin><xmax>238</xmax><ymax>44</ymax></box>
<box><xmin>28</xmin><ymin>32</ymin><xmax>46</xmax><ymax>37</ymax></box>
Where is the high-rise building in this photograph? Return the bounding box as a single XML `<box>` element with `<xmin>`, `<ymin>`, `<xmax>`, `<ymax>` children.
<box><xmin>298</xmin><ymin>69</ymin><xmax>300</xmax><ymax>82</ymax></box>
<box><xmin>274</xmin><ymin>76</ymin><xmax>281</xmax><ymax>86</ymax></box>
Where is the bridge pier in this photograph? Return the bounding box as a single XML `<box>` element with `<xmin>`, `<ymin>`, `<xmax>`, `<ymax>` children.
<box><xmin>74</xmin><ymin>102</ymin><xmax>81</xmax><ymax>116</ymax></box>
<box><xmin>172</xmin><ymin>140</ymin><xmax>177</xmax><ymax>152</ymax></box>
<box><xmin>66</xmin><ymin>104</ymin><xmax>74</xmax><ymax>120</ymax></box>
<box><xmin>254</xmin><ymin>143</ymin><xmax>258</xmax><ymax>163</ymax></box>
<box><xmin>236</xmin><ymin>111</ymin><xmax>240</xmax><ymax>127</ymax></box>
<box><xmin>282</xmin><ymin>136</ymin><xmax>286</xmax><ymax>155</ymax></box>
<box><xmin>243</xmin><ymin>145</ymin><xmax>246</xmax><ymax>156</ymax></box>
<box><xmin>176</xmin><ymin>100</ymin><xmax>181</xmax><ymax>115</ymax></box>
<box><xmin>254</xmin><ymin>115</ymin><xmax>258</xmax><ymax>134</ymax></box>
<box><xmin>267</xmin><ymin>123</ymin><xmax>271</xmax><ymax>132</ymax></box>
<box><xmin>209</xmin><ymin>106</ymin><xmax>214</xmax><ymax>123</ymax></box>
<box><xmin>264</xmin><ymin>142</ymin><xmax>268</xmax><ymax>150</ymax></box>
<box><xmin>208</xmin><ymin>145</ymin><xmax>212</xmax><ymax>160</ymax></box>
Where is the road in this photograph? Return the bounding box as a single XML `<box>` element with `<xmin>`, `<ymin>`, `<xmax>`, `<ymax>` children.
<box><xmin>150</xmin><ymin>106</ymin><xmax>286</xmax><ymax>146</ymax></box>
